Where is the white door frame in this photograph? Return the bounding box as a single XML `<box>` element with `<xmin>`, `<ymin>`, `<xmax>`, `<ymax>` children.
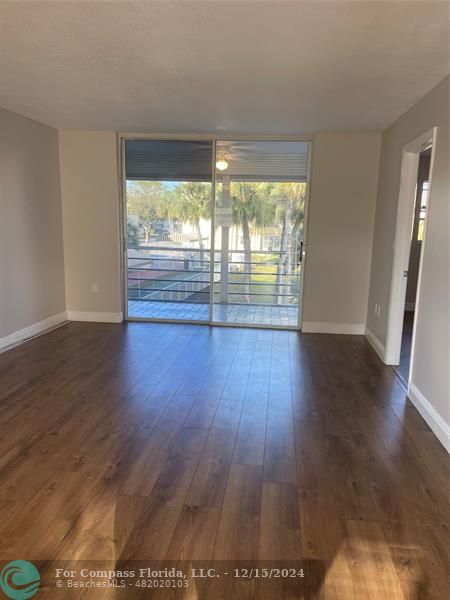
<box><xmin>384</xmin><ymin>127</ymin><xmax>437</xmax><ymax>377</ymax></box>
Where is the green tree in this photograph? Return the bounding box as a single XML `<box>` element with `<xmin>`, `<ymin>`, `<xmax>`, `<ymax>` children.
<box><xmin>127</xmin><ymin>221</ymin><xmax>140</xmax><ymax>246</ymax></box>
<box><xmin>285</xmin><ymin>183</ymin><xmax>306</xmax><ymax>272</ymax></box>
<box><xmin>272</xmin><ymin>183</ymin><xmax>306</xmax><ymax>302</ymax></box>
<box><xmin>126</xmin><ymin>181</ymin><xmax>166</xmax><ymax>244</ymax></box>
<box><xmin>230</xmin><ymin>182</ymin><xmax>274</xmax><ymax>302</ymax></box>
<box><xmin>173</xmin><ymin>182</ymin><xmax>211</xmax><ymax>265</ymax></box>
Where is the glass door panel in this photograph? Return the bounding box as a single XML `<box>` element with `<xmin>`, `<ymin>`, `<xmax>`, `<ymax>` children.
<box><xmin>125</xmin><ymin>140</ymin><xmax>213</xmax><ymax>321</ymax></box>
<box><xmin>212</xmin><ymin>141</ymin><xmax>308</xmax><ymax>327</ymax></box>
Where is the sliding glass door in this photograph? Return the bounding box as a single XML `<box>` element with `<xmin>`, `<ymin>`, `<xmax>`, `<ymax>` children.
<box><xmin>125</xmin><ymin>140</ymin><xmax>212</xmax><ymax>321</ymax></box>
<box><xmin>212</xmin><ymin>141</ymin><xmax>308</xmax><ymax>327</ymax></box>
<box><xmin>123</xmin><ymin>138</ymin><xmax>309</xmax><ymax>328</ymax></box>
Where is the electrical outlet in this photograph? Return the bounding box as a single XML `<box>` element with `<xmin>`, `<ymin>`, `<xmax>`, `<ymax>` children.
<box><xmin>374</xmin><ymin>303</ymin><xmax>378</xmax><ymax>316</ymax></box>
<box><xmin>91</xmin><ymin>283</ymin><xmax>99</xmax><ymax>293</ymax></box>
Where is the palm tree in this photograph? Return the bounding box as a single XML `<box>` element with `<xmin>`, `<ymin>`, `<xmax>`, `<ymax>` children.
<box><xmin>274</xmin><ymin>197</ymin><xmax>290</xmax><ymax>304</ymax></box>
<box><xmin>272</xmin><ymin>183</ymin><xmax>306</xmax><ymax>302</ymax></box>
<box><xmin>231</xmin><ymin>182</ymin><xmax>274</xmax><ymax>302</ymax></box>
<box><xmin>174</xmin><ymin>182</ymin><xmax>211</xmax><ymax>267</ymax></box>
<box><xmin>285</xmin><ymin>183</ymin><xmax>306</xmax><ymax>273</ymax></box>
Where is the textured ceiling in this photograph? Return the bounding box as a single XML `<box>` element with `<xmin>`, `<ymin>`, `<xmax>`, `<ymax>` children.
<box><xmin>0</xmin><ymin>1</ymin><xmax>449</xmax><ymax>132</ymax></box>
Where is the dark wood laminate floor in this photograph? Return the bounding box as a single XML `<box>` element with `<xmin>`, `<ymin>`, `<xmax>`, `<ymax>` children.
<box><xmin>0</xmin><ymin>322</ymin><xmax>448</xmax><ymax>599</ymax></box>
<box><xmin>394</xmin><ymin>311</ymin><xmax>414</xmax><ymax>384</ymax></box>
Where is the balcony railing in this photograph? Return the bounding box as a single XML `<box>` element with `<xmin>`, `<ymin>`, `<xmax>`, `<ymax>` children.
<box><xmin>127</xmin><ymin>245</ymin><xmax>301</xmax><ymax>306</ymax></box>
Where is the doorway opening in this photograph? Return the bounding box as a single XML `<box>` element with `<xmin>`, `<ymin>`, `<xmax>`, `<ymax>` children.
<box><xmin>394</xmin><ymin>148</ymin><xmax>431</xmax><ymax>384</ymax></box>
<box><xmin>121</xmin><ymin>138</ymin><xmax>310</xmax><ymax>330</ymax></box>
<box><xmin>385</xmin><ymin>127</ymin><xmax>436</xmax><ymax>385</ymax></box>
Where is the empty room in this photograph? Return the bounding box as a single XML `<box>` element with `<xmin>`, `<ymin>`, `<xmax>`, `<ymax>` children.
<box><xmin>0</xmin><ymin>1</ymin><xmax>449</xmax><ymax>599</ymax></box>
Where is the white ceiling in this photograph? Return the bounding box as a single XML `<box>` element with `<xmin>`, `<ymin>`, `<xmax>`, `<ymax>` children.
<box><xmin>0</xmin><ymin>1</ymin><xmax>448</xmax><ymax>133</ymax></box>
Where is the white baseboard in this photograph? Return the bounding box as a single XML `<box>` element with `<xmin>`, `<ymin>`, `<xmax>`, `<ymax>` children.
<box><xmin>0</xmin><ymin>311</ymin><xmax>68</xmax><ymax>353</ymax></box>
<box><xmin>301</xmin><ymin>321</ymin><xmax>365</xmax><ymax>335</ymax></box>
<box><xmin>365</xmin><ymin>327</ymin><xmax>386</xmax><ymax>362</ymax></box>
<box><xmin>408</xmin><ymin>382</ymin><xmax>450</xmax><ymax>453</ymax></box>
<box><xmin>67</xmin><ymin>311</ymin><xmax>123</xmax><ymax>323</ymax></box>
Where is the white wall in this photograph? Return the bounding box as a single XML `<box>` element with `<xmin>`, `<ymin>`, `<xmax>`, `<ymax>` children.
<box><xmin>302</xmin><ymin>131</ymin><xmax>381</xmax><ymax>333</ymax></box>
<box><xmin>367</xmin><ymin>76</ymin><xmax>449</xmax><ymax>435</ymax></box>
<box><xmin>57</xmin><ymin>130</ymin><xmax>381</xmax><ymax>331</ymax></box>
<box><xmin>0</xmin><ymin>108</ymin><xmax>66</xmax><ymax>346</ymax></box>
<box><xmin>58</xmin><ymin>131</ymin><xmax>122</xmax><ymax>321</ymax></box>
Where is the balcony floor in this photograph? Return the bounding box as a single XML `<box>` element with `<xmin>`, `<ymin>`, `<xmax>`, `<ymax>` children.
<box><xmin>128</xmin><ymin>300</ymin><xmax>299</xmax><ymax>327</ymax></box>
